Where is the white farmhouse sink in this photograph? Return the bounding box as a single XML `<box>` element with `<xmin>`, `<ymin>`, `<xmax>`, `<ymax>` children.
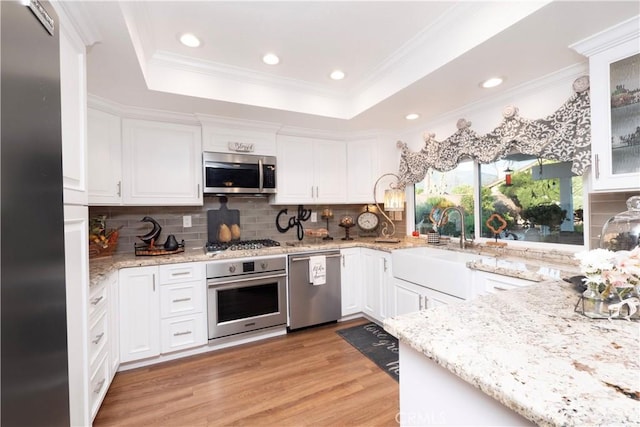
<box><xmin>391</xmin><ymin>247</ymin><xmax>493</xmax><ymax>299</ymax></box>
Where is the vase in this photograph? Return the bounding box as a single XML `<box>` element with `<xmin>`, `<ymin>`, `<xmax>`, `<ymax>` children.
<box><xmin>582</xmin><ymin>282</ymin><xmax>604</xmax><ymax>318</ymax></box>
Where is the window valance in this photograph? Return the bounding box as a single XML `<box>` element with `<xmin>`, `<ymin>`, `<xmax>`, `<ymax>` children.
<box><xmin>397</xmin><ymin>76</ymin><xmax>591</xmax><ymax>186</ymax></box>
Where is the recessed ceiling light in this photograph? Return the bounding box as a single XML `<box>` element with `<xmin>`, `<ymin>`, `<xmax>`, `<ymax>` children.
<box><xmin>481</xmin><ymin>77</ymin><xmax>504</xmax><ymax>88</ymax></box>
<box><xmin>262</xmin><ymin>53</ymin><xmax>280</xmax><ymax>65</ymax></box>
<box><xmin>405</xmin><ymin>113</ymin><xmax>420</xmax><ymax>120</ymax></box>
<box><xmin>330</xmin><ymin>70</ymin><xmax>345</xmax><ymax>80</ymax></box>
<box><xmin>179</xmin><ymin>33</ymin><xmax>201</xmax><ymax>48</ymax></box>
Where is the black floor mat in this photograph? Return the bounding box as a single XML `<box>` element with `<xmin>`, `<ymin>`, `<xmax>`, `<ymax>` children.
<box><xmin>336</xmin><ymin>322</ymin><xmax>399</xmax><ymax>381</ymax></box>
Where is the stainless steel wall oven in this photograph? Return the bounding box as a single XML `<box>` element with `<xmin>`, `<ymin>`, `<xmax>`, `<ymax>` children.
<box><xmin>207</xmin><ymin>256</ymin><xmax>287</xmax><ymax>339</ymax></box>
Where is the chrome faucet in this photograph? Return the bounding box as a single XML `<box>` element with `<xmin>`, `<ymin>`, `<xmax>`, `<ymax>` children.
<box><xmin>438</xmin><ymin>206</ymin><xmax>468</xmax><ymax>249</ymax></box>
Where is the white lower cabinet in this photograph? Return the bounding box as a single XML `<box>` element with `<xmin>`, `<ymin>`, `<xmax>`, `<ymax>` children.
<box><xmin>108</xmin><ymin>272</ymin><xmax>120</xmax><ymax>377</ymax></box>
<box><xmin>119</xmin><ymin>266</ymin><xmax>160</xmax><ymax>363</ymax></box>
<box><xmin>392</xmin><ymin>278</ymin><xmax>426</xmax><ymax>316</ymax></box>
<box><xmin>392</xmin><ymin>277</ymin><xmax>463</xmax><ymax>317</ymax></box>
<box><xmin>161</xmin><ymin>314</ymin><xmax>206</xmax><ymax>353</ymax></box>
<box><xmin>360</xmin><ymin>249</ymin><xmax>392</xmax><ymax>322</ymax></box>
<box><xmin>473</xmin><ymin>271</ymin><xmax>535</xmax><ymax>296</ymax></box>
<box><xmin>158</xmin><ymin>263</ymin><xmax>206</xmax><ymax>354</ymax></box>
<box><xmin>89</xmin><ymin>354</ymin><xmax>110</xmax><ymax>421</ymax></box>
<box><xmin>340</xmin><ymin>248</ymin><xmax>362</xmax><ymax>316</ymax></box>
<box><xmin>119</xmin><ymin>262</ymin><xmax>206</xmax><ymax>364</ymax></box>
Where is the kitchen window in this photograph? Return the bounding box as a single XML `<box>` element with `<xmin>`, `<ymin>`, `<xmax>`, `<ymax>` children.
<box><xmin>413</xmin><ymin>155</ymin><xmax>584</xmax><ymax>247</ymax></box>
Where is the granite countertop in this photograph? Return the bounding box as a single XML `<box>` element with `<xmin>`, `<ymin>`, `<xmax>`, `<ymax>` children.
<box><xmin>89</xmin><ymin>236</ymin><xmax>582</xmax><ymax>287</ymax></box>
<box><xmin>384</xmin><ymin>280</ymin><xmax>640</xmax><ymax>426</ymax></box>
<box><xmin>88</xmin><ymin>237</ymin><xmax>427</xmax><ymax>286</ymax></box>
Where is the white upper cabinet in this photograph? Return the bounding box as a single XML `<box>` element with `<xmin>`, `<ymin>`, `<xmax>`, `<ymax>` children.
<box><xmin>274</xmin><ymin>135</ymin><xmax>347</xmax><ymax>204</ymax></box>
<box><xmin>59</xmin><ymin>17</ymin><xmax>87</xmax><ymax>205</ymax></box>
<box><xmin>121</xmin><ymin>119</ymin><xmax>203</xmax><ymax>205</ymax></box>
<box><xmin>88</xmin><ymin>108</ymin><xmax>122</xmax><ymax>205</ymax></box>
<box><xmin>573</xmin><ymin>18</ymin><xmax>640</xmax><ymax>191</ymax></box>
<box><xmin>346</xmin><ymin>139</ymin><xmax>380</xmax><ymax>204</ymax></box>
<box><xmin>199</xmin><ymin>117</ymin><xmax>278</xmax><ymax>156</ymax></box>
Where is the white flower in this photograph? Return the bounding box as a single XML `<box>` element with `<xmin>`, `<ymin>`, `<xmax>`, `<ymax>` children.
<box><xmin>575</xmin><ymin>248</ymin><xmax>616</xmax><ymax>274</ymax></box>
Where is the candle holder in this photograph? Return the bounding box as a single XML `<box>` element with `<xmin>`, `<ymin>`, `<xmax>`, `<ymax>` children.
<box><xmin>321</xmin><ymin>208</ymin><xmax>334</xmax><ymax>241</ymax></box>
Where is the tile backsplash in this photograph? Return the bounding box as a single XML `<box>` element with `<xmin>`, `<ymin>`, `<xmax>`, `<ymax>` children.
<box><xmin>90</xmin><ymin>197</ymin><xmax>407</xmax><ymax>254</ymax></box>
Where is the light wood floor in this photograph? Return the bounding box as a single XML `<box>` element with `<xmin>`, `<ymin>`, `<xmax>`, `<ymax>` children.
<box><xmin>94</xmin><ymin>319</ymin><xmax>399</xmax><ymax>426</ymax></box>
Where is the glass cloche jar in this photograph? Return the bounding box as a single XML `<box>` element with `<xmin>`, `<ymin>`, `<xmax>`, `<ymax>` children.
<box><xmin>600</xmin><ymin>195</ymin><xmax>640</xmax><ymax>251</ymax></box>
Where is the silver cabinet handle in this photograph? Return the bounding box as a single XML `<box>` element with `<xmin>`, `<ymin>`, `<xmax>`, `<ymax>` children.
<box><xmin>172</xmin><ymin>297</ymin><xmax>191</xmax><ymax>303</ymax></box>
<box><xmin>383</xmin><ymin>258</ymin><xmax>388</xmax><ymax>272</ymax></box>
<box><xmin>418</xmin><ymin>295</ymin><xmax>423</xmax><ymax>310</ymax></box>
<box><xmin>170</xmin><ymin>271</ymin><xmax>191</xmax><ymax>277</ymax></box>
<box><xmin>90</xmin><ymin>295</ymin><xmax>104</xmax><ymax>305</ymax></box>
<box><xmin>93</xmin><ymin>379</ymin><xmax>106</xmax><ymax>394</ymax></box>
<box><xmin>594</xmin><ymin>153</ymin><xmax>600</xmax><ymax>179</ymax></box>
<box><xmin>173</xmin><ymin>330</ymin><xmax>192</xmax><ymax>336</ymax></box>
<box><xmin>311</xmin><ymin>186</ymin><xmax>314</xmax><ymax>198</ymax></box>
<box><xmin>117</xmin><ymin>181</ymin><xmax>121</xmax><ymax>197</ymax></box>
<box><xmin>152</xmin><ymin>274</ymin><xmax>156</xmax><ymax>292</ymax></box>
<box><xmin>342</xmin><ymin>254</ymin><xmax>345</xmax><ymax>267</ymax></box>
<box><xmin>197</xmin><ymin>183</ymin><xmax>200</xmax><ymax>194</ymax></box>
<box><xmin>92</xmin><ymin>332</ymin><xmax>105</xmax><ymax>345</ymax></box>
<box><xmin>316</xmin><ymin>186</ymin><xmax>319</xmax><ymax>198</ymax></box>
<box><xmin>493</xmin><ymin>286</ymin><xmax>508</xmax><ymax>291</ymax></box>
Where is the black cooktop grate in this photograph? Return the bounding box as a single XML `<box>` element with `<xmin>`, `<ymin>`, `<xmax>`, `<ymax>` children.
<box><xmin>205</xmin><ymin>239</ymin><xmax>281</xmax><ymax>253</ymax></box>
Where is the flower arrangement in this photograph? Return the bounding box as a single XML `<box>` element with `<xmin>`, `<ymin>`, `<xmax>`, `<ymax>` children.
<box><xmin>575</xmin><ymin>247</ymin><xmax>640</xmax><ymax>298</ymax></box>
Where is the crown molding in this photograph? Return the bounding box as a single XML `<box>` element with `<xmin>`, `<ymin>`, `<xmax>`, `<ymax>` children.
<box><xmin>51</xmin><ymin>1</ymin><xmax>102</xmax><ymax>47</ymax></box>
<box><xmin>571</xmin><ymin>15</ymin><xmax>640</xmax><ymax>57</ymax></box>
<box><xmin>88</xmin><ymin>94</ymin><xmax>199</xmax><ymax>126</ymax></box>
<box><xmin>152</xmin><ymin>51</ymin><xmax>344</xmax><ymax>100</ymax></box>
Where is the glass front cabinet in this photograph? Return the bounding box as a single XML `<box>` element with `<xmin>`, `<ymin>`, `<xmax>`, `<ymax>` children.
<box><xmin>573</xmin><ymin>17</ymin><xmax>640</xmax><ymax>191</ymax></box>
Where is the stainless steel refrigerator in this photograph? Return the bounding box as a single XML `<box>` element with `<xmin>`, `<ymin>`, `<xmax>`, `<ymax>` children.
<box><xmin>1</xmin><ymin>1</ymin><xmax>70</xmax><ymax>425</ymax></box>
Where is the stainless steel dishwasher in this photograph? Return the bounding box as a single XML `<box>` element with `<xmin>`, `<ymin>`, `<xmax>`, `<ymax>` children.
<box><xmin>288</xmin><ymin>250</ymin><xmax>342</xmax><ymax>330</ymax></box>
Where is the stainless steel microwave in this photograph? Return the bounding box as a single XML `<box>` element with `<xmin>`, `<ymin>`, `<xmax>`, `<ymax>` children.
<box><xmin>203</xmin><ymin>152</ymin><xmax>276</xmax><ymax>195</ymax></box>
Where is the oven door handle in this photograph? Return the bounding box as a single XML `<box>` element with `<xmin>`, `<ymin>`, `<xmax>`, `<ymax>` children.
<box><xmin>207</xmin><ymin>273</ymin><xmax>286</xmax><ymax>287</ymax></box>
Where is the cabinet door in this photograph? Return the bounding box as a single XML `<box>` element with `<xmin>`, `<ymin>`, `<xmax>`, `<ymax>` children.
<box><xmin>122</xmin><ymin>119</ymin><xmax>203</xmax><ymax>206</ymax></box>
<box><xmin>590</xmin><ymin>38</ymin><xmax>640</xmax><ymax>191</ymax></box>
<box><xmin>423</xmin><ymin>287</ymin><xmax>463</xmax><ymax>309</ymax></box>
<box><xmin>88</xmin><ymin>108</ymin><xmax>122</xmax><ymax>205</ymax></box>
<box><xmin>63</xmin><ymin>205</ymin><xmax>91</xmax><ymax>426</ymax></box>
<box><xmin>361</xmin><ymin>249</ymin><xmax>382</xmax><ymax>322</ymax></box>
<box><xmin>340</xmin><ymin>248</ymin><xmax>362</xmax><ymax>316</ymax></box>
<box><xmin>60</xmin><ymin>22</ymin><xmax>87</xmax><ymax>205</ymax></box>
<box><xmin>274</xmin><ymin>135</ymin><xmax>315</xmax><ymax>203</ymax></box>
<box><xmin>314</xmin><ymin>139</ymin><xmax>347</xmax><ymax>203</ymax></box>
<box><xmin>392</xmin><ymin>278</ymin><xmax>424</xmax><ymax>317</ymax></box>
<box><xmin>574</xmin><ymin>19</ymin><xmax>640</xmax><ymax>192</ymax></box>
<box><xmin>347</xmin><ymin>139</ymin><xmax>379</xmax><ymax>203</ymax></box>
<box><xmin>107</xmin><ymin>272</ymin><xmax>119</xmax><ymax>377</ymax></box>
<box><xmin>119</xmin><ymin>266</ymin><xmax>160</xmax><ymax>363</ymax></box>
<box><xmin>378</xmin><ymin>252</ymin><xmax>393</xmax><ymax>320</ymax></box>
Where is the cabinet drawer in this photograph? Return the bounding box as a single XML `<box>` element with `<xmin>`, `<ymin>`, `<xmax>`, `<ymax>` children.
<box><xmin>88</xmin><ymin>281</ymin><xmax>108</xmax><ymax>320</ymax></box>
<box><xmin>477</xmin><ymin>272</ymin><xmax>534</xmax><ymax>295</ymax></box>
<box><xmin>161</xmin><ymin>314</ymin><xmax>206</xmax><ymax>354</ymax></box>
<box><xmin>88</xmin><ymin>310</ymin><xmax>108</xmax><ymax>368</ymax></box>
<box><xmin>160</xmin><ymin>281</ymin><xmax>203</xmax><ymax>318</ymax></box>
<box><xmin>89</xmin><ymin>353</ymin><xmax>109</xmax><ymax>421</ymax></box>
<box><xmin>158</xmin><ymin>263</ymin><xmax>204</xmax><ymax>285</ymax></box>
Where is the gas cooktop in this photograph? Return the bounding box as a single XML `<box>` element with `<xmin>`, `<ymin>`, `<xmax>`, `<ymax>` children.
<box><xmin>204</xmin><ymin>239</ymin><xmax>281</xmax><ymax>254</ymax></box>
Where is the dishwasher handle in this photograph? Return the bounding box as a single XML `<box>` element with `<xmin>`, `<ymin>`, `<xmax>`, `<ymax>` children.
<box><xmin>289</xmin><ymin>253</ymin><xmax>341</xmax><ymax>262</ymax></box>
